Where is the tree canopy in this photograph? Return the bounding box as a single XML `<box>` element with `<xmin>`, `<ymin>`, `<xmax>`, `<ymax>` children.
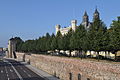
<box><xmin>14</xmin><ymin>16</ymin><xmax>120</xmax><ymax>61</ymax></box>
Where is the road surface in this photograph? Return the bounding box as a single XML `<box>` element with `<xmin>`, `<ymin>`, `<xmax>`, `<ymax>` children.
<box><xmin>0</xmin><ymin>58</ymin><xmax>45</xmax><ymax>80</ymax></box>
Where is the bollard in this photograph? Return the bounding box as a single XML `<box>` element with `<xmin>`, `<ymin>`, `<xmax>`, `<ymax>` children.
<box><xmin>23</xmin><ymin>54</ymin><xmax>25</xmax><ymax>62</ymax></box>
<box><xmin>69</xmin><ymin>73</ymin><xmax>72</xmax><ymax>80</ymax></box>
<box><xmin>78</xmin><ymin>73</ymin><xmax>81</xmax><ymax>80</ymax></box>
<box><xmin>28</xmin><ymin>59</ymin><xmax>30</xmax><ymax>64</ymax></box>
<box><xmin>54</xmin><ymin>71</ymin><xmax>56</xmax><ymax>77</ymax></box>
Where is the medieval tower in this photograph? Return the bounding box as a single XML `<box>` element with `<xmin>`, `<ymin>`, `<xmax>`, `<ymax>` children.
<box><xmin>81</xmin><ymin>11</ymin><xmax>91</xmax><ymax>30</ymax></box>
<box><xmin>8</xmin><ymin>38</ymin><xmax>16</xmax><ymax>58</ymax></box>
<box><xmin>93</xmin><ymin>8</ymin><xmax>100</xmax><ymax>21</ymax></box>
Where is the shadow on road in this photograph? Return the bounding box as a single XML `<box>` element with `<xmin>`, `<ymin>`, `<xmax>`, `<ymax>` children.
<box><xmin>14</xmin><ymin>76</ymin><xmax>45</xmax><ymax>80</ymax></box>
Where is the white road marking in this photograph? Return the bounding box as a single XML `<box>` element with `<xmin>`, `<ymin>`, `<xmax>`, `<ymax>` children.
<box><xmin>23</xmin><ymin>70</ymin><xmax>31</xmax><ymax>77</ymax></box>
<box><xmin>23</xmin><ymin>70</ymin><xmax>26</xmax><ymax>72</ymax></box>
<box><xmin>10</xmin><ymin>69</ymin><xmax>13</xmax><ymax>72</ymax></box>
<box><xmin>8</xmin><ymin>78</ymin><xmax>9</xmax><ymax>80</ymax></box>
<box><xmin>28</xmin><ymin>74</ymin><xmax>31</xmax><ymax>77</ymax></box>
<box><xmin>7</xmin><ymin>74</ymin><xmax>9</xmax><ymax>77</ymax></box>
<box><xmin>3</xmin><ymin>60</ymin><xmax>11</xmax><ymax>79</ymax></box>
<box><xmin>8</xmin><ymin>61</ymin><xmax>23</xmax><ymax>80</ymax></box>
<box><xmin>5</xmin><ymin>66</ymin><xmax>8</xmax><ymax>73</ymax></box>
<box><xmin>4</xmin><ymin>60</ymin><xmax>32</xmax><ymax>79</ymax></box>
<box><xmin>1</xmin><ymin>70</ymin><xmax>3</xmax><ymax>73</ymax></box>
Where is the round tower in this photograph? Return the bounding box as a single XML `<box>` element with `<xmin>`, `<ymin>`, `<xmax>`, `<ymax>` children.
<box><xmin>55</xmin><ymin>24</ymin><xmax>61</xmax><ymax>34</ymax></box>
<box><xmin>71</xmin><ymin>20</ymin><xmax>77</xmax><ymax>31</ymax></box>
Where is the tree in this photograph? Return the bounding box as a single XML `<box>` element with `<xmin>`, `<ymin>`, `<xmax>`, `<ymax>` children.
<box><xmin>88</xmin><ymin>16</ymin><xmax>107</xmax><ymax>61</ymax></box>
<box><xmin>69</xmin><ymin>32</ymin><xmax>77</xmax><ymax>52</ymax></box>
<box><xmin>66</xmin><ymin>28</ymin><xmax>73</xmax><ymax>57</ymax></box>
<box><xmin>45</xmin><ymin>33</ymin><xmax>52</xmax><ymax>52</ymax></box>
<box><xmin>102</xmin><ymin>30</ymin><xmax>110</xmax><ymax>58</ymax></box>
<box><xmin>61</xmin><ymin>35</ymin><xmax>68</xmax><ymax>52</ymax></box>
<box><xmin>51</xmin><ymin>33</ymin><xmax>58</xmax><ymax>52</ymax></box>
<box><xmin>109</xmin><ymin>17</ymin><xmax>120</xmax><ymax>61</ymax></box>
<box><xmin>81</xmin><ymin>29</ymin><xmax>88</xmax><ymax>58</ymax></box>
<box><xmin>36</xmin><ymin>37</ymin><xmax>42</xmax><ymax>53</ymax></box>
<box><xmin>56</xmin><ymin>31</ymin><xmax>63</xmax><ymax>52</ymax></box>
<box><xmin>75</xmin><ymin>25</ymin><xmax>87</xmax><ymax>58</ymax></box>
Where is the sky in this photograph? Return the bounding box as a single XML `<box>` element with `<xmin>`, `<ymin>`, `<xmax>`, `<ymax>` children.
<box><xmin>0</xmin><ymin>0</ymin><xmax>120</xmax><ymax>47</ymax></box>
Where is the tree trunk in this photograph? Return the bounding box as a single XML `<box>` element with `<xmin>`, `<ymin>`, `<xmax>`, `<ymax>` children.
<box><xmin>112</xmin><ymin>51</ymin><xmax>117</xmax><ymax>61</ymax></box>
<box><xmin>58</xmin><ymin>49</ymin><xmax>60</xmax><ymax>54</ymax></box>
<box><xmin>115</xmin><ymin>52</ymin><xmax>117</xmax><ymax>61</ymax></box>
<box><xmin>97</xmin><ymin>51</ymin><xmax>99</xmax><ymax>61</ymax></box>
<box><xmin>90</xmin><ymin>51</ymin><xmax>92</xmax><ymax>58</ymax></box>
<box><xmin>78</xmin><ymin>50</ymin><xmax>80</xmax><ymax>58</ymax></box>
<box><xmin>84</xmin><ymin>51</ymin><xmax>87</xmax><ymax>58</ymax></box>
<box><xmin>80</xmin><ymin>50</ymin><xmax>82</xmax><ymax>60</ymax></box>
<box><xmin>105</xmin><ymin>51</ymin><xmax>107</xmax><ymax>59</ymax></box>
<box><xmin>108</xmin><ymin>51</ymin><xmax>110</xmax><ymax>59</ymax></box>
<box><xmin>69</xmin><ymin>50</ymin><xmax>71</xmax><ymax>57</ymax></box>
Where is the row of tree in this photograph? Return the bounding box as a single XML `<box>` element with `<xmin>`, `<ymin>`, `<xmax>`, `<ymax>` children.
<box><xmin>14</xmin><ymin>16</ymin><xmax>120</xmax><ymax>61</ymax></box>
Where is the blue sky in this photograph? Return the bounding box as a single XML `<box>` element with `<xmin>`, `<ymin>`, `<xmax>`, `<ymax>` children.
<box><xmin>0</xmin><ymin>0</ymin><xmax>120</xmax><ymax>47</ymax></box>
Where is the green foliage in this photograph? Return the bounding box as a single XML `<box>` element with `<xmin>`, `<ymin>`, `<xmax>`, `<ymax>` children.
<box><xmin>56</xmin><ymin>31</ymin><xmax>62</xmax><ymax>51</ymax></box>
<box><xmin>69</xmin><ymin>25</ymin><xmax>87</xmax><ymax>51</ymax></box>
<box><xmin>15</xmin><ymin>16</ymin><xmax>120</xmax><ymax>61</ymax></box>
<box><xmin>89</xmin><ymin>17</ymin><xmax>107</xmax><ymax>52</ymax></box>
<box><xmin>109</xmin><ymin>17</ymin><xmax>120</xmax><ymax>53</ymax></box>
<box><xmin>51</xmin><ymin>36</ymin><xmax>58</xmax><ymax>51</ymax></box>
<box><xmin>69</xmin><ymin>32</ymin><xmax>77</xmax><ymax>50</ymax></box>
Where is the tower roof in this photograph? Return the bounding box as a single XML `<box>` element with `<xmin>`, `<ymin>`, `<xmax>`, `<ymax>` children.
<box><xmin>9</xmin><ymin>36</ymin><xmax>14</xmax><ymax>41</ymax></box>
<box><xmin>84</xmin><ymin>11</ymin><xmax>88</xmax><ymax>16</ymax></box>
<box><xmin>94</xmin><ymin>8</ymin><xmax>99</xmax><ymax>14</ymax></box>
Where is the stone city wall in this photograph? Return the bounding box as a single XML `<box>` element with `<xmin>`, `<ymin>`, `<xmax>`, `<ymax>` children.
<box><xmin>16</xmin><ymin>52</ymin><xmax>120</xmax><ymax>80</ymax></box>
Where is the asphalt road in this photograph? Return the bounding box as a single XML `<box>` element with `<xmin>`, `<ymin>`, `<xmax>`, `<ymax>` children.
<box><xmin>0</xmin><ymin>58</ymin><xmax>45</xmax><ymax>80</ymax></box>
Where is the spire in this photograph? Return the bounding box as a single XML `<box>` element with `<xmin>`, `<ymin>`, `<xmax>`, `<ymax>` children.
<box><xmin>95</xmin><ymin>6</ymin><xmax>99</xmax><ymax>14</ymax></box>
<box><xmin>84</xmin><ymin>11</ymin><xmax>88</xmax><ymax>16</ymax></box>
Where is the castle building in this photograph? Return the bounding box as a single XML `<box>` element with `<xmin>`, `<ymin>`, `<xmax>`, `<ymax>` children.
<box><xmin>55</xmin><ymin>9</ymin><xmax>100</xmax><ymax>35</ymax></box>
<box><xmin>55</xmin><ymin>20</ymin><xmax>77</xmax><ymax>35</ymax></box>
